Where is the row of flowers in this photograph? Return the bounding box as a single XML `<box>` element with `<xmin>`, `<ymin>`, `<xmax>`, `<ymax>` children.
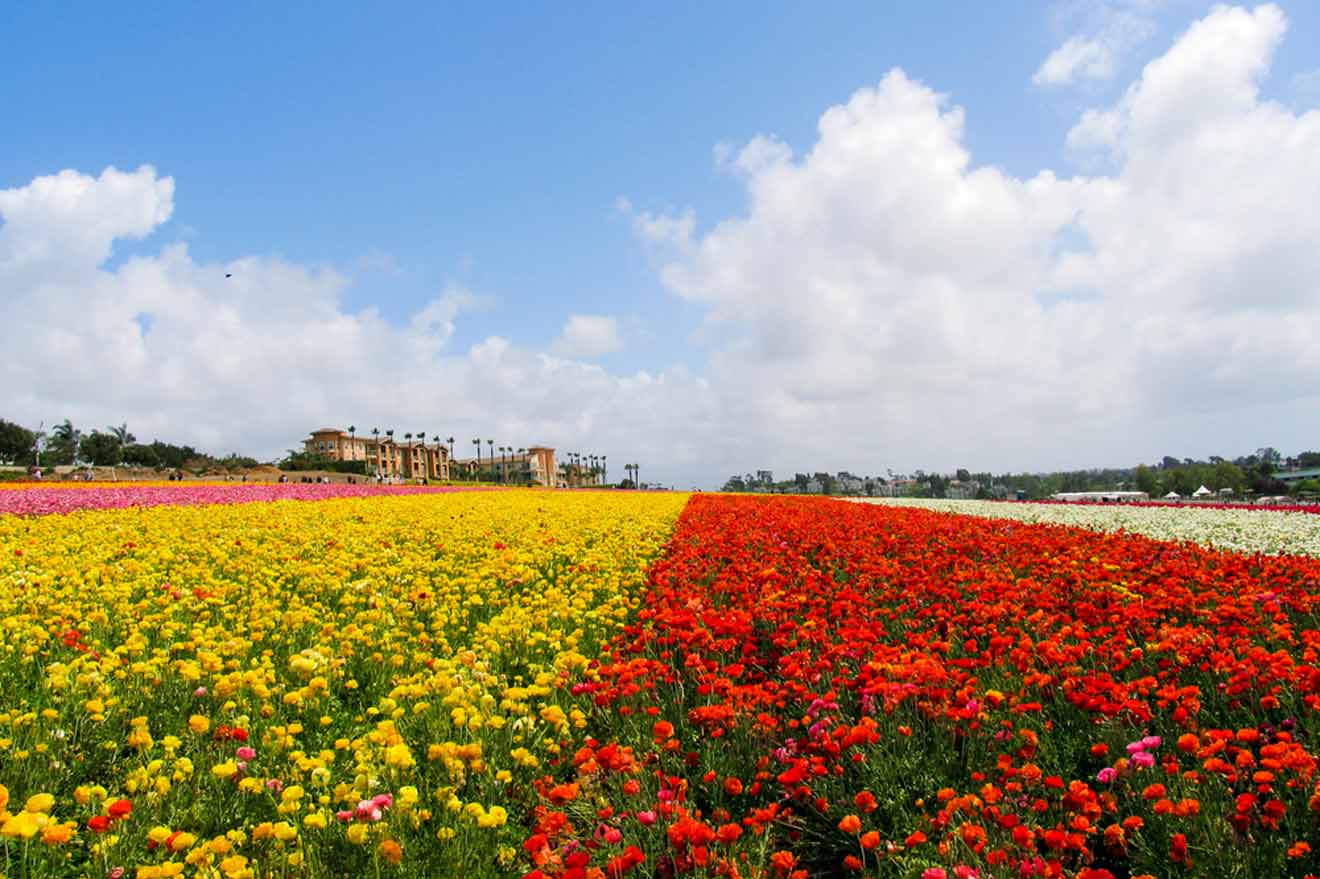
<box><xmin>860</xmin><ymin>497</ymin><xmax>1320</xmax><ymax>557</ymax></box>
<box><xmin>0</xmin><ymin>490</ymin><xmax>687</xmax><ymax>877</ymax></box>
<box><xmin>522</xmin><ymin>495</ymin><xmax>1320</xmax><ymax>879</ymax></box>
<box><xmin>0</xmin><ymin>483</ymin><xmax>478</xmax><ymax>517</ymax></box>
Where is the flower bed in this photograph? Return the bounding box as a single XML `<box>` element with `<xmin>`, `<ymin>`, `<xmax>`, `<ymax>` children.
<box><xmin>859</xmin><ymin>497</ymin><xmax>1320</xmax><ymax>558</ymax></box>
<box><xmin>0</xmin><ymin>483</ymin><xmax>479</xmax><ymax>517</ymax></box>
<box><xmin>527</xmin><ymin>495</ymin><xmax>1320</xmax><ymax>879</ymax></box>
<box><xmin>0</xmin><ymin>491</ymin><xmax>687</xmax><ymax>877</ymax></box>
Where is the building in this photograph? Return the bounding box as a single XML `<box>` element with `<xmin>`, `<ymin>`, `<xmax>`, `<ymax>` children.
<box><xmin>451</xmin><ymin>446</ymin><xmax>559</xmax><ymax>487</ymax></box>
<box><xmin>1274</xmin><ymin>467</ymin><xmax>1320</xmax><ymax>485</ymax></box>
<box><xmin>305</xmin><ymin>428</ymin><xmax>451</xmax><ymax>481</ymax></box>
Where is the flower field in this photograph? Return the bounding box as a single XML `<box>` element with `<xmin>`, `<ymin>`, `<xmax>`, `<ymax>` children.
<box><xmin>0</xmin><ymin>491</ymin><xmax>685</xmax><ymax>878</ymax></box>
<box><xmin>4</xmin><ymin>491</ymin><xmax>1320</xmax><ymax>878</ymax></box>
<box><xmin>859</xmin><ymin>497</ymin><xmax>1320</xmax><ymax>558</ymax></box>
<box><xmin>0</xmin><ymin>484</ymin><xmax>475</xmax><ymax>518</ymax></box>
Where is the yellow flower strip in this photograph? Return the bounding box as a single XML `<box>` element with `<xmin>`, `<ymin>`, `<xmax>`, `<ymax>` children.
<box><xmin>0</xmin><ymin>490</ymin><xmax>687</xmax><ymax>877</ymax></box>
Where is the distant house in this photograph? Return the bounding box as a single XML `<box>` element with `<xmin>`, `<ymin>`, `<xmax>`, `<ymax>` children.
<box><xmin>1274</xmin><ymin>467</ymin><xmax>1320</xmax><ymax>485</ymax></box>
<box><xmin>836</xmin><ymin>473</ymin><xmax>865</xmax><ymax>494</ymax></box>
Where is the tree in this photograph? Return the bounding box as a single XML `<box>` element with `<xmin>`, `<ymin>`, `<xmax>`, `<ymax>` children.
<box><xmin>1134</xmin><ymin>464</ymin><xmax>1157</xmax><ymax>495</ymax></box>
<box><xmin>723</xmin><ymin>476</ymin><xmax>747</xmax><ymax>492</ymax></box>
<box><xmin>46</xmin><ymin>419</ymin><xmax>81</xmax><ymax>465</ymax></box>
<box><xmin>107</xmin><ymin>423</ymin><xmax>136</xmax><ymax>445</ymax></box>
<box><xmin>955</xmin><ymin>468</ymin><xmax>971</xmax><ymax>483</ymax></box>
<box><xmin>0</xmin><ymin>419</ymin><xmax>36</xmax><ymax>464</ymax></box>
<box><xmin>80</xmin><ymin>431</ymin><xmax>123</xmax><ymax>466</ymax></box>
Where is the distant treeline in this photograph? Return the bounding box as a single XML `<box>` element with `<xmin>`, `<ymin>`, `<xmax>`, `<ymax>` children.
<box><xmin>726</xmin><ymin>447</ymin><xmax>1320</xmax><ymax>499</ymax></box>
<box><xmin>0</xmin><ymin>417</ymin><xmax>259</xmax><ymax>471</ymax></box>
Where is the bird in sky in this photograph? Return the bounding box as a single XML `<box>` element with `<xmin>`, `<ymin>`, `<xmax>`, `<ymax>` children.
<box><xmin>224</xmin><ymin>273</ymin><xmax>232</xmax><ymax>278</ymax></box>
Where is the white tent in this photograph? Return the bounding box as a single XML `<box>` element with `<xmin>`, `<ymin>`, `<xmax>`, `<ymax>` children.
<box><xmin>1164</xmin><ymin>491</ymin><xmax>1181</xmax><ymax>499</ymax></box>
<box><xmin>1193</xmin><ymin>485</ymin><xmax>1213</xmax><ymax>498</ymax></box>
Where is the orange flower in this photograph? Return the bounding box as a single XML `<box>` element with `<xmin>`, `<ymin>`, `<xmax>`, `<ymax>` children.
<box><xmin>837</xmin><ymin>814</ymin><xmax>861</xmax><ymax>834</ymax></box>
<box><xmin>905</xmin><ymin>831</ymin><xmax>927</xmax><ymax>848</ymax></box>
<box><xmin>378</xmin><ymin>839</ymin><xmax>402</xmax><ymax>865</ymax></box>
<box><xmin>723</xmin><ymin>777</ymin><xmax>743</xmax><ymax>796</ymax></box>
<box><xmin>770</xmin><ymin>850</ymin><xmax>798</xmax><ymax>876</ymax></box>
<box><xmin>548</xmin><ymin>783</ymin><xmax>580</xmax><ymax>805</ymax></box>
<box><xmin>860</xmin><ymin>831</ymin><xmax>880</xmax><ymax>850</ymax></box>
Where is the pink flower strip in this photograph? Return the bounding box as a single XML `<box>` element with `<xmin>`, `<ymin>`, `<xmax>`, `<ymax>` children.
<box><xmin>0</xmin><ymin>484</ymin><xmax>482</xmax><ymax>517</ymax></box>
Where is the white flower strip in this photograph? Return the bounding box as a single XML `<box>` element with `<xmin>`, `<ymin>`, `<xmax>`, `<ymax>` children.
<box><xmin>851</xmin><ymin>498</ymin><xmax>1320</xmax><ymax>558</ymax></box>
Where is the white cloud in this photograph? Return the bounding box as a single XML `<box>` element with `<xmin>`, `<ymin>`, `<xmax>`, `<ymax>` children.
<box><xmin>632</xmin><ymin>3</ymin><xmax>1320</xmax><ymax>475</ymax></box>
<box><xmin>551</xmin><ymin>314</ymin><xmax>624</xmax><ymax>358</ymax></box>
<box><xmin>0</xmin><ymin>167</ymin><xmax>718</xmax><ymax>485</ymax></box>
<box><xmin>1035</xmin><ymin>36</ymin><xmax>1118</xmax><ymax>86</ymax></box>
<box><xmin>1034</xmin><ymin>1</ymin><xmax>1159</xmax><ymax>87</ymax></box>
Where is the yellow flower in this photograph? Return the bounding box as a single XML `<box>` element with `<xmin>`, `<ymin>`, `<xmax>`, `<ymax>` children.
<box><xmin>1</xmin><ymin>811</ymin><xmax>41</xmax><ymax>839</ymax></box>
<box><xmin>188</xmin><ymin>714</ymin><xmax>210</xmax><ymax>734</ymax></box>
<box><xmin>346</xmin><ymin>823</ymin><xmax>370</xmax><ymax>845</ymax></box>
<box><xmin>24</xmin><ymin>792</ymin><xmax>55</xmax><ymax>813</ymax></box>
<box><xmin>211</xmin><ymin>761</ymin><xmax>238</xmax><ymax>779</ymax></box>
<box><xmin>219</xmin><ymin>854</ymin><xmax>252</xmax><ymax>879</ymax></box>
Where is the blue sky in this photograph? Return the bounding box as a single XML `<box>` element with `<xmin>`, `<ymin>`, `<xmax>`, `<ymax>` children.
<box><xmin>4</xmin><ymin>2</ymin><xmax>1320</xmax><ymax>485</ymax></box>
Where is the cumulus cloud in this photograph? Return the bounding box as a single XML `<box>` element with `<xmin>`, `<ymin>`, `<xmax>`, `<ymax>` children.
<box><xmin>631</xmin><ymin>3</ymin><xmax>1320</xmax><ymax>473</ymax></box>
<box><xmin>1034</xmin><ymin>1</ymin><xmax>1159</xmax><ymax>87</ymax></box>
<box><xmin>0</xmin><ymin>167</ymin><xmax>719</xmax><ymax>484</ymax></box>
<box><xmin>551</xmin><ymin>314</ymin><xmax>624</xmax><ymax>358</ymax></box>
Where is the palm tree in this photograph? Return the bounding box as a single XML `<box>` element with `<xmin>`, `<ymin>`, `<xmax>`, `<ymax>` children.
<box><xmin>347</xmin><ymin>425</ymin><xmax>356</xmax><ymax>462</ymax></box>
<box><xmin>472</xmin><ymin>438</ymin><xmax>481</xmax><ymax>481</ymax></box>
<box><xmin>486</xmin><ymin>439</ymin><xmax>494</xmax><ymax>481</ymax></box>
<box><xmin>601</xmin><ymin>454</ymin><xmax>607</xmax><ymax>484</ymax></box>
<box><xmin>517</xmin><ymin>448</ymin><xmax>527</xmax><ymax>485</ymax></box>
<box><xmin>372</xmin><ymin>428</ymin><xmax>380</xmax><ymax>476</ymax></box>
<box><xmin>51</xmin><ymin>419</ymin><xmax>81</xmax><ymax>464</ymax></box>
<box><xmin>108</xmin><ymin>423</ymin><xmax>136</xmax><ymax>445</ymax></box>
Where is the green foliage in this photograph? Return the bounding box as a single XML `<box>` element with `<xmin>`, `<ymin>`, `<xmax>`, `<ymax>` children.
<box><xmin>0</xmin><ymin>419</ymin><xmax>36</xmax><ymax>464</ymax></box>
<box><xmin>79</xmin><ymin>430</ymin><xmax>123</xmax><ymax>466</ymax></box>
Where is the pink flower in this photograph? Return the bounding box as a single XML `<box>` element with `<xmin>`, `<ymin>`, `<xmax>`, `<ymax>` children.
<box><xmin>602</xmin><ymin>826</ymin><xmax>623</xmax><ymax>844</ymax></box>
<box><xmin>636</xmin><ymin>811</ymin><xmax>657</xmax><ymax>826</ymax></box>
<box><xmin>371</xmin><ymin>793</ymin><xmax>394</xmax><ymax>810</ymax></box>
<box><xmin>355</xmin><ymin>800</ymin><xmax>383</xmax><ymax>822</ymax></box>
<box><xmin>266</xmin><ymin>779</ymin><xmax>284</xmax><ymax>792</ymax></box>
<box><xmin>1126</xmin><ymin>740</ymin><xmax>1146</xmax><ymax>754</ymax></box>
<box><xmin>236</xmin><ymin>746</ymin><xmax>256</xmax><ymax>760</ymax></box>
<box><xmin>1096</xmin><ymin>767</ymin><xmax>1117</xmax><ymax>783</ymax></box>
<box><xmin>922</xmin><ymin>869</ymin><xmax>948</xmax><ymax>879</ymax></box>
<box><xmin>1141</xmin><ymin>735</ymin><xmax>1162</xmax><ymax>750</ymax></box>
<box><xmin>336</xmin><ymin>809</ymin><xmax>354</xmax><ymax>822</ymax></box>
<box><xmin>193</xmin><ymin>687</ymin><xmax>207</xmax><ymax>697</ymax></box>
<box><xmin>1131</xmin><ymin>751</ymin><xmax>1155</xmax><ymax>768</ymax></box>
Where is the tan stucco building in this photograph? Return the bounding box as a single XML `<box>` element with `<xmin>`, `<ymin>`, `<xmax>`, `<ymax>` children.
<box><xmin>305</xmin><ymin>429</ymin><xmax>560</xmax><ymax>486</ymax></box>
<box><xmin>451</xmin><ymin>446</ymin><xmax>558</xmax><ymax>487</ymax></box>
<box><xmin>305</xmin><ymin>429</ymin><xmax>452</xmax><ymax>481</ymax></box>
